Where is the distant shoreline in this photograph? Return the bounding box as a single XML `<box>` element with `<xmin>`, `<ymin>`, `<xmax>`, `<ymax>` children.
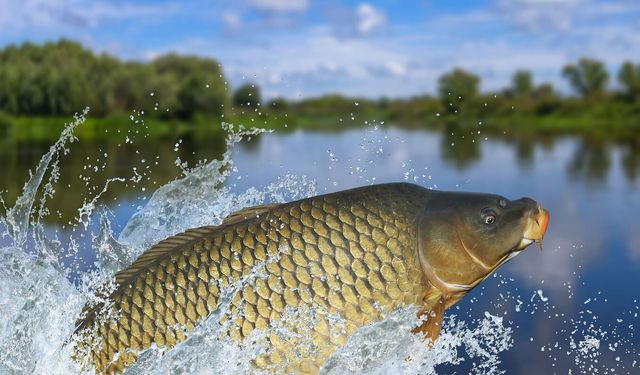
<box><xmin>2</xmin><ymin>109</ymin><xmax>639</xmax><ymax>143</ymax></box>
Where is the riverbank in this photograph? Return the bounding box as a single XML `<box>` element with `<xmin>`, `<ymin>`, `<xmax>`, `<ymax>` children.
<box><xmin>2</xmin><ymin>103</ymin><xmax>640</xmax><ymax>143</ymax></box>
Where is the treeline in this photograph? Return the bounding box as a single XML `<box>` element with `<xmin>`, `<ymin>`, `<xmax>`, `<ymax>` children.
<box><xmin>392</xmin><ymin>58</ymin><xmax>640</xmax><ymax>117</ymax></box>
<box><xmin>275</xmin><ymin>58</ymin><xmax>640</xmax><ymax>128</ymax></box>
<box><xmin>0</xmin><ymin>40</ymin><xmax>230</xmax><ymax>118</ymax></box>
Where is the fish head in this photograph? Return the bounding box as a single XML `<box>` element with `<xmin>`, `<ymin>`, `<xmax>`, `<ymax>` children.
<box><xmin>418</xmin><ymin>192</ymin><xmax>549</xmax><ymax>295</ymax></box>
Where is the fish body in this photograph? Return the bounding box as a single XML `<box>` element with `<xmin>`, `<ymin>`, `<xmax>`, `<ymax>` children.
<box><xmin>74</xmin><ymin>183</ymin><xmax>549</xmax><ymax>374</ymax></box>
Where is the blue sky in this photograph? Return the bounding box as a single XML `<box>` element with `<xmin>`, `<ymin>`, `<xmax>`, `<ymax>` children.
<box><xmin>1</xmin><ymin>0</ymin><xmax>639</xmax><ymax>99</ymax></box>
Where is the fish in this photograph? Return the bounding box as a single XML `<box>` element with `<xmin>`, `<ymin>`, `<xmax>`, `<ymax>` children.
<box><xmin>72</xmin><ymin>182</ymin><xmax>549</xmax><ymax>374</ymax></box>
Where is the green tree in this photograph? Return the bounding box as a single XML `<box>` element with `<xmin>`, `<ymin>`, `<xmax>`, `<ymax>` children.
<box><xmin>618</xmin><ymin>61</ymin><xmax>640</xmax><ymax>100</ymax></box>
<box><xmin>153</xmin><ymin>54</ymin><xmax>228</xmax><ymax>119</ymax></box>
<box><xmin>0</xmin><ymin>40</ymin><xmax>113</xmax><ymax>115</ymax></box>
<box><xmin>562</xmin><ymin>58</ymin><xmax>609</xmax><ymax>97</ymax></box>
<box><xmin>233</xmin><ymin>83</ymin><xmax>261</xmax><ymax>108</ymax></box>
<box><xmin>0</xmin><ymin>41</ymin><xmax>230</xmax><ymax>118</ymax></box>
<box><xmin>512</xmin><ymin>70</ymin><xmax>533</xmax><ymax>96</ymax></box>
<box><xmin>267</xmin><ymin>97</ymin><xmax>288</xmax><ymax>110</ymax></box>
<box><xmin>532</xmin><ymin>83</ymin><xmax>560</xmax><ymax>115</ymax></box>
<box><xmin>437</xmin><ymin>68</ymin><xmax>480</xmax><ymax>113</ymax></box>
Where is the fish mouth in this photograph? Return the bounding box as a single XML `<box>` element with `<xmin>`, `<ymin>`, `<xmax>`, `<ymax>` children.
<box><xmin>516</xmin><ymin>206</ymin><xmax>549</xmax><ymax>251</ymax></box>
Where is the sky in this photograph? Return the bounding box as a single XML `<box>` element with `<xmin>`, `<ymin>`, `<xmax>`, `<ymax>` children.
<box><xmin>1</xmin><ymin>0</ymin><xmax>639</xmax><ymax>99</ymax></box>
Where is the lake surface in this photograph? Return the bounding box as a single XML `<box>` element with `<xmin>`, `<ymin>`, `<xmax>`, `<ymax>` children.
<box><xmin>1</xmin><ymin>122</ymin><xmax>638</xmax><ymax>374</ymax></box>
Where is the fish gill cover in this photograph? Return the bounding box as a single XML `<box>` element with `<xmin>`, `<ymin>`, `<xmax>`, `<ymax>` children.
<box><xmin>0</xmin><ymin>111</ymin><xmax>637</xmax><ymax>374</ymax></box>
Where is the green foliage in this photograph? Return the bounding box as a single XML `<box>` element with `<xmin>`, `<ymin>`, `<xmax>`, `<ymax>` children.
<box><xmin>532</xmin><ymin>83</ymin><xmax>561</xmax><ymax>115</ymax></box>
<box><xmin>562</xmin><ymin>58</ymin><xmax>609</xmax><ymax>97</ymax></box>
<box><xmin>153</xmin><ymin>54</ymin><xmax>228</xmax><ymax>119</ymax></box>
<box><xmin>386</xmin><ymin>96</ymin><xmax>443</xmax><ymax>123</ymax></box>
<box><xmin>512</xmin><ymin>70</ymin><xmax>533</xmax><ymax>96</ymax></box>
<box><xmin>232</xmin><ymin>83</ymin><xmax>261</xmax><ymax>108</ymax></box>
<box><xmin>618</xmin><ymin>61</ymin><xmax>640</xmax><ymax>100</ymax></box>
<box><xmin>0</xmin><ymin>40</ymin><xmax>229</xmax><ymax>119</ymax></box>
<box><xmin>0</xmin><ymin>110</ymin><xmax>11</xmax><ymax>137</ymax></box>
<box><xmin>437</xmin><ymin>68</ymin><xmax>480</xmax><ymax>113</ymax></box>
<box><xmin>267</xmin><ymin>97</ymin><xmax>289</xmax><ymax>110</ymax></box>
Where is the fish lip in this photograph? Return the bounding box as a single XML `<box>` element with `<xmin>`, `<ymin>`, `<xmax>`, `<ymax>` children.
<box><xmin>515</xmin><ymin>237</ymin><xmax>536</xmax><ymax>250</ymax></box>
<box><xmin>518</xmin><ymin>205</ymin><xmax>549</xmax><ymax>250</ymax></box>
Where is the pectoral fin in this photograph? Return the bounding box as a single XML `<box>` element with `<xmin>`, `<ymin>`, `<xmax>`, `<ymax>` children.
<box><xmin>411</xmin><ymin>294</ymin><xmax>446</xmax><ymax>344</ymax></box>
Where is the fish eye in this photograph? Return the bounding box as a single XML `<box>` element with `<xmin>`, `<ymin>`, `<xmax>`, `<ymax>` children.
<box><xmin>481</xmin><ymin>209</ymin><xmax>497</xmax><ymax>225</ymax></box>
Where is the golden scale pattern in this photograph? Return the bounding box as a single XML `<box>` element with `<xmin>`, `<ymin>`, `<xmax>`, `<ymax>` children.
<box><xmin>79</xmin><ymin>183</ymin><xmax>430</xmax><ymax>374</ymax></box>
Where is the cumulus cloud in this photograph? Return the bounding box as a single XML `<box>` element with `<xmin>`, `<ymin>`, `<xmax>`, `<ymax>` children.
<box><xmin>382</xmin><ymin>61</ymin><xmax>407</xmax><ymax>77</ymax></box>
<box><xmin>246</xmin><ymin>0</ymin><xmax>309</xmax><ymax>13</ymax></box>
<box><xmin>0</xmin><ymin>0</ymin><xmax>175</xmax><ymax>31</ymax></box>
<box><xmin>497</xmin><ymin>0</ymin><xmax>583</xmax><ymax>31</ymax></box>
<box><xmin>368</xmin><ymin>61</ymin><xmax>408</xmax><ymax>78</ymax></box>
<box><xmin>321</xmin><ymin>2</ymin><xmax>386</xmax><ymax>38</ymax></box>
<box><xmin>356</xmin><ymin>3</ymin><xmax>385</xmax><ymax>34</ymax></box>
<box><xmin>221</xmin><ymin>11</ymin><xmax>242</xmax><ymax>32</ymax></box>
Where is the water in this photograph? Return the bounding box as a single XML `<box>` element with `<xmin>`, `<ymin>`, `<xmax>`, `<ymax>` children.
<box><xmin>0</xmin><ymin>115</ymin><xmax>638</xmax><ymax>374</ymax></box>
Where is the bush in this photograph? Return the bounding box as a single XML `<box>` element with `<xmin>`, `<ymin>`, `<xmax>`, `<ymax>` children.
<box><xmin>0</xmin><ymin>111</ymin><xmax>11</xmax><ymax>136</ymax></box>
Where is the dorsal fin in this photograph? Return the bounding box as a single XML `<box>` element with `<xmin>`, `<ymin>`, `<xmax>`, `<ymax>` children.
<box><xmin>114</xmin><ymin>204</ymin><xmax>280</xmax><ymax>286</ymax></box>
<box><xmin>74</xmin><ymin>203</ymin><xmax>282</xmax><ymax>334</ymax></box>
<box><xmin>114</xmin><ymin>225</ymin><xmax>218</xmax><ymax>285</ymax></box>
<box><xmin>221</xmin><ymin>203</ymin><xmax>281</xmax><ymax>226</ymax></box>
<box><xmin>75</xmin><ymin>225</ymin><xmax>219</xmax><ymax>334</ymax></box>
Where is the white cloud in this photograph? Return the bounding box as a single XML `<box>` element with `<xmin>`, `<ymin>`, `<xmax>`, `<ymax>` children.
<box><xmin>383</xmin><ymin>61</ymin><xmax>406</xmax><ymax>77</ymax></box>
<box><xmin>246</xmin><ymin>0</ymin><xmax>309</xmax><ymax>13</ymax></box>
<box><xmin>321</xmin><ymin>2</ymin><xmax>386</xmax><ymax>38</ymax></box>
<box><xmin>221</xmin><ymin>11</ymin><xmax>242</xmax><ymax>31</ymax></box>
<box><xmin>0</xmin><ymin>0</ymin><xmax>176</xmax><ymax>31</ymax></box>
<box><xmin>497</xmin><ymin>0</ymin><xmax>583</xmax><ymax>31</ymax></box>
<box><xmin>495</xmin><ymin>0</ymin><xmax>640</xmax><ymax>34</ymax></box>
<box><xmin>356</xmin><ymin>3</ymin><xmax>386</xmax><ymax>35</ymax></box>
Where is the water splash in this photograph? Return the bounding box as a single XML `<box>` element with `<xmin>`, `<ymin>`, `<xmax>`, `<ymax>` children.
<box><xmin>320</xmin><ymin>308</ymin><xmax>512</xmax><ymax>375</ymax></box>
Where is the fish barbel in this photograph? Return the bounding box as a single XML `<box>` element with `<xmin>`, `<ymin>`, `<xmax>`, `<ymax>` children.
<box><xmin>73</xmin><ymin>182</ymin><xmax>549</xmax><ymax>373</ymax></box>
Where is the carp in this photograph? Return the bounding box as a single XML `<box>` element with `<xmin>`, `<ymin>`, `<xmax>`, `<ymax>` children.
<box><xmin>73</xmin><ymin>182</ymin><xmax>549</xmax><ymax>373</ymax></box>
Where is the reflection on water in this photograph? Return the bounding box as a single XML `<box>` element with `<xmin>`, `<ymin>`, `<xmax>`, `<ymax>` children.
<box><xmin>441</xmin><ymin>125</ymin><xmax>482</xmax><ymax>170</ymax></box>
<box><xmin>3</xmin><ymin>126</ymin><xmax>640</xmax><ymax>215</ymax></box>
<box><xmin>0</xmin><ymin>134</ymin><xmax>226</xmax><ymax>223</ymax></box>
<box><xmin>567</xmin><ymin>138</ymin><xmax>612</xmax><ymax>183</ymax></box>
<box><xmin>514</xmin><ymin>138</ymin><xmax>535</xmax><ymax>168</ymax></box>
<box><xmin>1</xmin><ymin>123</ymin><xmax>639</xmax><ymax>374</ymax></box>
<box><xmin>621</xmin><ymin>139</ymin><xmax>640</xmax><ymax>182</ymax></box>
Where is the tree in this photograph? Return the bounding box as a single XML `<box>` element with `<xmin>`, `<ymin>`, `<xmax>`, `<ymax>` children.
<box><xmin>233</xmin><ymin>83</ymin><xmax>261</xmax><ymax>108</ymax></box>
<box><xmin>437</xmin><ymin>68</ymin><xmax>480</xmax><ymax>113</ymax></box>
<box><xmin>267</xmin><ymin>97</ymin><xmax>288</xmax><ymax>110</ymax></box>
<box><xmin>152</xmin><ymin>54</ymin><xmax>228</xmax><ymax>119</ymax></box>
<box><xmin>562</xmin><ymin>58</ymin><xmax>609</xmax><ymax>97</ymax></box>
<box><xmin>618</xmin><ymin>61</ymin><xmax>640</xmax><ymax>100</ymax></box>
<box><xmin>512</xmin><ymin>70</ymin><xmax>533</xmax><ymax>96</ymax></box>
<box><xmin>0</xmin><ymin>40</ymin><xmax>231</xmax><ymax>118</ymax></box>
<box><xmin>532</xmin><ymin>83</ymin><xmax>560</xmax><ymax>115</ymax></box>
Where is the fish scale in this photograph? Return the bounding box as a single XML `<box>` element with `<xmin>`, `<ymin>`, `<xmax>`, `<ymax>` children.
<box><xmin>74</xmin><ymin>183</ymin><xmax>430</xmax><ymax>374</ymax></box>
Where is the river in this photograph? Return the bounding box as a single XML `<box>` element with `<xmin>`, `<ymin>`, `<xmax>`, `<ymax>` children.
<box><xmin>0</xmin><ymin>117</ymin><xmax>638</xmax><ymax>374</ymax></box>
